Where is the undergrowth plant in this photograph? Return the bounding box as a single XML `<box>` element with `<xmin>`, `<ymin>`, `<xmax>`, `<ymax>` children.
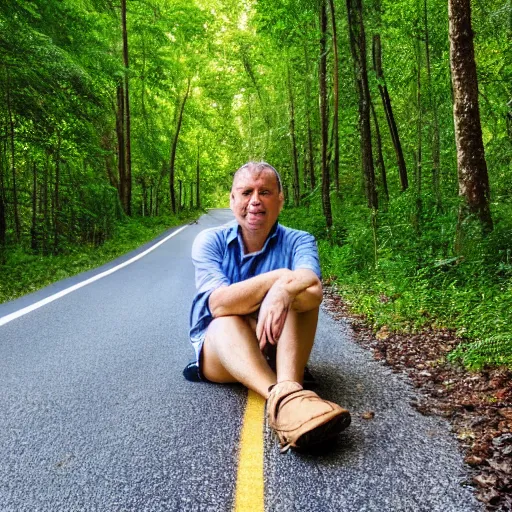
<box><xmin>280</xmin><ymin>190</ymin><xmax>512</xmax><ymax>371</ymax></box>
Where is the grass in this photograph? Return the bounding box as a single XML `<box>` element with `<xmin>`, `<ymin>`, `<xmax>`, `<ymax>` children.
<box><xmin>0</xmin><ymin>212</ymin><xmax>199</xmax><ymax>305</ymax></box>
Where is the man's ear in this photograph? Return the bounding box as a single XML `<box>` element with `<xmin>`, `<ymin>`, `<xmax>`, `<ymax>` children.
<box><xmin>278</xmin><ymin>191</ymin><xmax>285</xmax><ymax>211</ymax></box>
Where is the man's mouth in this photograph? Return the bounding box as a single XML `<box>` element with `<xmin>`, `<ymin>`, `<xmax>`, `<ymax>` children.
<box><xmin>246</xmin><ymin>211</ymin><xmax>266</xmax><ymax>223</ymax></box>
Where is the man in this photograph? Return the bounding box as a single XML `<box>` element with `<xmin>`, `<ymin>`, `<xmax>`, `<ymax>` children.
<box><xmin>184</xmin><ymin>162</ymin><xmax>351</xmax><ymax>453</ymax></box>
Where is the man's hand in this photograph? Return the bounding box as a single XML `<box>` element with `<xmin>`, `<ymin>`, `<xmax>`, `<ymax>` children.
<box><xmin>256</xmin><ymin>280</ymin><xmax>293</xmax><ymax>350</ymax></box>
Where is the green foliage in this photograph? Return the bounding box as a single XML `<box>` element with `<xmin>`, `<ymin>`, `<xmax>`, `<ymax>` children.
<box><xmin>280</xmin><ymin>189</ymin><xmax>512</xmax><ymax>371</ymax></box>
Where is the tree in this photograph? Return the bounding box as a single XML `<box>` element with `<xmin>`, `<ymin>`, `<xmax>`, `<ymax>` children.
<box><xmin>120</xmin><ymin>0</ymin><xmax>132</xmax><ymax>216</ymax></box>
<box><xmin>303</xmin><ymin>39</ymin><xmax>316</xmax><ymax>191</ymax></box>
<box><xmin>319</xmin><ymin>0</ymin><xmax>333</xmax><ymax>227</ymax></box>
<box><xmin>347</xmin><ymin>0</ymin><xmax>377</xmax><ymax>209</ymax></box>
<box><xmin>372</xmin><ymin>34</ymin><xmax>408</xmax><ymax>192</ymax></box>
<box><xmin>169</xmin><ymin>79</ymin><xmax>191</xmax><ymax>214</ymax></box>
<box><xmin>328</xmin><ymin>0</ymin><xmax>340</xmax><ymax>193</ymax></box>
<box><xmin>370</xmin><ymin>99</ymin><xmax>389</xmax><ymax>202</ymax></box>
<box><xmin>424</xmin><ymin>0</ymin><xmax>442</xmax><ymax>209</ymax></box>
<box><xmin>196</xmin><ymin>143</ymin><xmax>201</xmax><ymax>209</ymax></box>
<box><xmin>448</xmin><ymin>0</ymin><xmax>493</xmax><ymax>249</ymax></box>
<box><xmin>287</xmin><ymin>63</ymin><xmax>300</xmax><ymax>206</ymax></box>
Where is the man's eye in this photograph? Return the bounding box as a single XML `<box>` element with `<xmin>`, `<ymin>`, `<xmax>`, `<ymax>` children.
<box><xmin>260</xmin><ymin>191</ymin><xmax>270</xmax><ymax>195</ymax></box>
<box><xmin>242</xmin><ymin>191</ymin><xmax>251</xmax><ymax>196</ymax></box>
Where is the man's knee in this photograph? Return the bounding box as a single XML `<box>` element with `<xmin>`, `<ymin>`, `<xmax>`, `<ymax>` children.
<box><xmin>208</xmin><ymin>315</ymin><xmax>251</xmax><ymax>340</ymax></box>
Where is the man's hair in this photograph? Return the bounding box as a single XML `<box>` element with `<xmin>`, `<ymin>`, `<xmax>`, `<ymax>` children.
<box><xmin>232</xmin><ymin>161</ymin><xmax>283</xmax><ymax>193</ymax></box>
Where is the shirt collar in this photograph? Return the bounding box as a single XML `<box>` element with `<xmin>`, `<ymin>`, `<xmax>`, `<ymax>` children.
<box><xmin>226</xmin><ymin>221</ymin><xmax>280</xmax><ymax>251</ymax></box>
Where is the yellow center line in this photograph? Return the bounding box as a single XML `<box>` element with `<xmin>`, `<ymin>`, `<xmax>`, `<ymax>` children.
<box><xmin>234</xmin><ymin>389</ymin><xmax>266</xmax><ymax>512</ymax></box>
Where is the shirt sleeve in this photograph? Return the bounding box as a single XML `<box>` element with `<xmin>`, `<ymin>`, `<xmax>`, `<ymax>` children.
<box><xmin>189</xmin><ymin>229</ymin><xmax>230</xmax><ymax>341</ymax></box>
<box><xmin>192</xmin><ymin>228</ymin><xmax>230</xmax><ymax>294</ymax></box>
<box><xmin>291</xmin><ymin>232</ymin><xmax>322</xmax><ymax>279</ymax></box>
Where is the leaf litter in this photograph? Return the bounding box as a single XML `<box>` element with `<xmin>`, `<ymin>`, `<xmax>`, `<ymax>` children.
<box><xmin>323</xmin><ymin>287</ymin><xmax>512</xmax><ymax>511</ymax></box>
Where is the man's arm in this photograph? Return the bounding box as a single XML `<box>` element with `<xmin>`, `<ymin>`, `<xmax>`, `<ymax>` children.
<box><xmin>209</xmin><ymin>268</ymin><xmax>293</xmax><ymax>318</ymax></box>
<box><xmin>255</xmin><ymin>269</ymin><xmax>322</xmax><ymax>348</ymax></box>
<box><xmin>209</xmin><ymin>267</ymin><xmax>322</xmax><ymax>319</ymax></box>
<box><xmin>280</xmin><ymin>268</ymin><xmax>323</xmax><ymax>312</ymax></box>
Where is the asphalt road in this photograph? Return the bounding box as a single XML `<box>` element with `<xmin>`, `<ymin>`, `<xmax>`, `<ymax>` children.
<box><xmin>0</xmin><ymin>209</ymin><xmax>482</xmax><ymax>511</ymax></box>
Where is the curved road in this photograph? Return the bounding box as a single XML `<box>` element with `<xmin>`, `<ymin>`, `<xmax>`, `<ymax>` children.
<box><xmin>0</xmin><ymin>209</ymin><xmax>481</xmax><ymax>511</ymax></box>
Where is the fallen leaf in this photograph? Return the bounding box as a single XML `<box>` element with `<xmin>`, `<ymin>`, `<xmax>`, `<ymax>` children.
<box><xmin>464</xmin><ymin>455</ymin><xmax>484</xmax><ymax>466</ymax></box>
<box><xmin>495</xmin><ymin>388</ymin><xmax>509</xmax><ymax>400</ymax></box>
<box><xmin>376</xmin><ymin>326</ymin><xmax>390</xmax><ymax>340</ymax></box>
<box><xmin>498</xmin><ymin>408</ymin><xmax>512</xmax><ymax>421</ymax></box>
<box><xmin>488</xmin><ymin>459</ymin><xmax>512</xmax><ymax>475</ymax></box>
<box><xmin>457</xmin><ymin>429</ymin><xmax>475</xmax><ymax>440</ymax></box>
<box><xmin>473</xmin><ymin>473</ymin><xmax>498</xmax><ymax>487</ymax></box>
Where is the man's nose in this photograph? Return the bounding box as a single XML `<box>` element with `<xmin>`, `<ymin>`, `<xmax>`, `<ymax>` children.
<box><xmin>250</xmin><ymin>192</ymin><xmax>261</xmax><ymax>204</ymax></box>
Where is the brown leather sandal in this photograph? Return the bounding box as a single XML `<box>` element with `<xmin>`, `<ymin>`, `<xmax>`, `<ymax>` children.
<box><xmin>267</xmin><ymin>381</ymin><xmax>351</xmax><ymax>453</ymax></box>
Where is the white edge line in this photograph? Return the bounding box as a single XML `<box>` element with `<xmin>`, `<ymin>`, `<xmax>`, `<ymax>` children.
<box><xmin>0</xmin><ymin>224</ymin><xmax>189</xmax><ymax>327</ymax></box>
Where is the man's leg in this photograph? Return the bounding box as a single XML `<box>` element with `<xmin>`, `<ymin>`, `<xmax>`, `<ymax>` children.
<box><xmin>201</xmin><ymin>308</ymin><xmax>318</xmax><ymax>394</ymax></box>
<box><xmin>275</xmin><ymin>308</ymin><xmax>318</xmax><ymax>383</ymax></box>
<box><xmin>201</xmin><ymin>310</ymin><xmax>350</xmax><ymax>452</ymax></box>
<box><xmin>201</xmin><ymin>315</ymin><xmax>277</xmax><ymax>398</ymax></box>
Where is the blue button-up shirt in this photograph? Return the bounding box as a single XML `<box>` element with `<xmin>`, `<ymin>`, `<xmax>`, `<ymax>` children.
<box><xmin>189</xmin><ymin>220</ymin><xmax>321</xmax><ymax>360</ymax></box>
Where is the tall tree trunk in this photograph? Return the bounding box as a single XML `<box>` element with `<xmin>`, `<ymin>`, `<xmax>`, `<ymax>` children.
<box><xmin>304</xmin><ymin>42</ymin><xmax>316</xmax><ymax>190</ymax></box>
<box><xmin>302</xmin><ymin>147</ymin><xmax>308</xmax><ymax>193</ymax></box>
<box><xmin>121</xmin><ymin>0</ymin><xmax>132</xmax><ymax>216</ymax></box>
<box><xmin>42</xmin><ymin>153</ymin><xmax>49</xmax><ymax>254</ymax></box>
<box><xmin>141</xmin><ymin>179</ymin><xmax>147</xmax><ymax>217</ymax></box>
<box><xmin>328</xmin><ymin>0</ymin><xmax>340</xmax><ymax>193</ymax></box>
<box><xmin>31</xmin><ymin>161</ymin><xmax>37</xmax><ymax>251</ymax></box>
<box><xmin>6</xmin><ymin>75</ymin><xmax>20</xmax><ymax>241</ymax></box>
<box><xmin>347</xmin><ymin>0</ymin><xmax>378</xmax><ymax>210</ymax></box>
<box><xmin>0</xmin><ymin>131</ymin><xmax>6</xmax><ymax>247</ymax></box>
<box><xmin>53</xmin><ymin>134</ymin><xmax>61</xmax><ymax>254</ymax></box>
<box><xmin>415</xmin><ymin>26</ymin><xmax>423</xmax><ymax>231</ymax></box>
<box><xmin>241</xmin><ymin>48</ymin><xmax>271</xmax><ymax>129</ymax></box>
<box><xmin>370</xmin><ymin>100</ymin><xmax>389</xmax><ymax>202</ymax></box>
<box><xmin>319</xmin><ymin>0</ymin><xmax>333</xmax><ymax>228</ymax></box>
<box><xmin>101</xmin><ymin>131</ymin><xmax>118</xmax><ymax>189</ymax></box>
<box><xmin>169</xmin><ymin>79</ymin><xmax>191</xmax><ymax>214</ymax></box>
<box><xmin>116</xmin><ymin>83</ymin><xmax>126</xmax><ymax>211</ymax></box>
<box><xmin>196</xmin><ymin>144</ymin><xmax>200</xmax><ymax>209</ymax></box>
<box><xmin>287</xmin><ymin>64</ymin><xmax>300</xmax><ymax>206</ymax></box>
<box><xmin>449</xmin><ymin>0</ymin><xmax>493</xmax><ymax>249</ymax></box>
<box><xmin>141</xmin><ymin>39</ymin><xmax>149</xmax><ymax>130</ymax></box>
<box><xmin>372</xmin><ymin>35</ymin><xmax>409</xmax><ymax>191</ymax></box>
<box><xmin>0</xmin><ymin>189</ymin><xmax>5</xmax><ymax>249</ymax></box>
<box><xmin>424</xmin><ymin>0</ymin><xmax>442</xmax><ymax>209</ymax></box>
<box><xmin>0</xmin><ymin>191</ymin><xmax>5</xmax><ymax>248</ymax></box>
<box><xmin>247</xmin><ymin>94</ymin><xmax>254</xmax><ymax>156</ymax></box>
<box><xmin>190</xmin><ymin>182</ymin><xmax>194</xmax><ymax>209</ymax></box>
<box><xmin>179</xmin><ymin>179</ymin><xmax>183</xmax><ymax>211</ymax></box>
<box><xmin>155</xmin><ymin>161</ymin><xmax>167</xmax><ymax>216</ymax></box>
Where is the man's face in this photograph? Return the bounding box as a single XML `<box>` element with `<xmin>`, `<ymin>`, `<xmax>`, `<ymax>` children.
<box><xmin>230</xmin><ymin>168</ymin><xmax>284</xmax><ymax>236</ymax></box>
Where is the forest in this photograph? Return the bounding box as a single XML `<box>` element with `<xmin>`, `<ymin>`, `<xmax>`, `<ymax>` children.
<box><xmin>0</xmin><ymin>0</ymin><xmax>511</xmax><ymax>369</ymax></box>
